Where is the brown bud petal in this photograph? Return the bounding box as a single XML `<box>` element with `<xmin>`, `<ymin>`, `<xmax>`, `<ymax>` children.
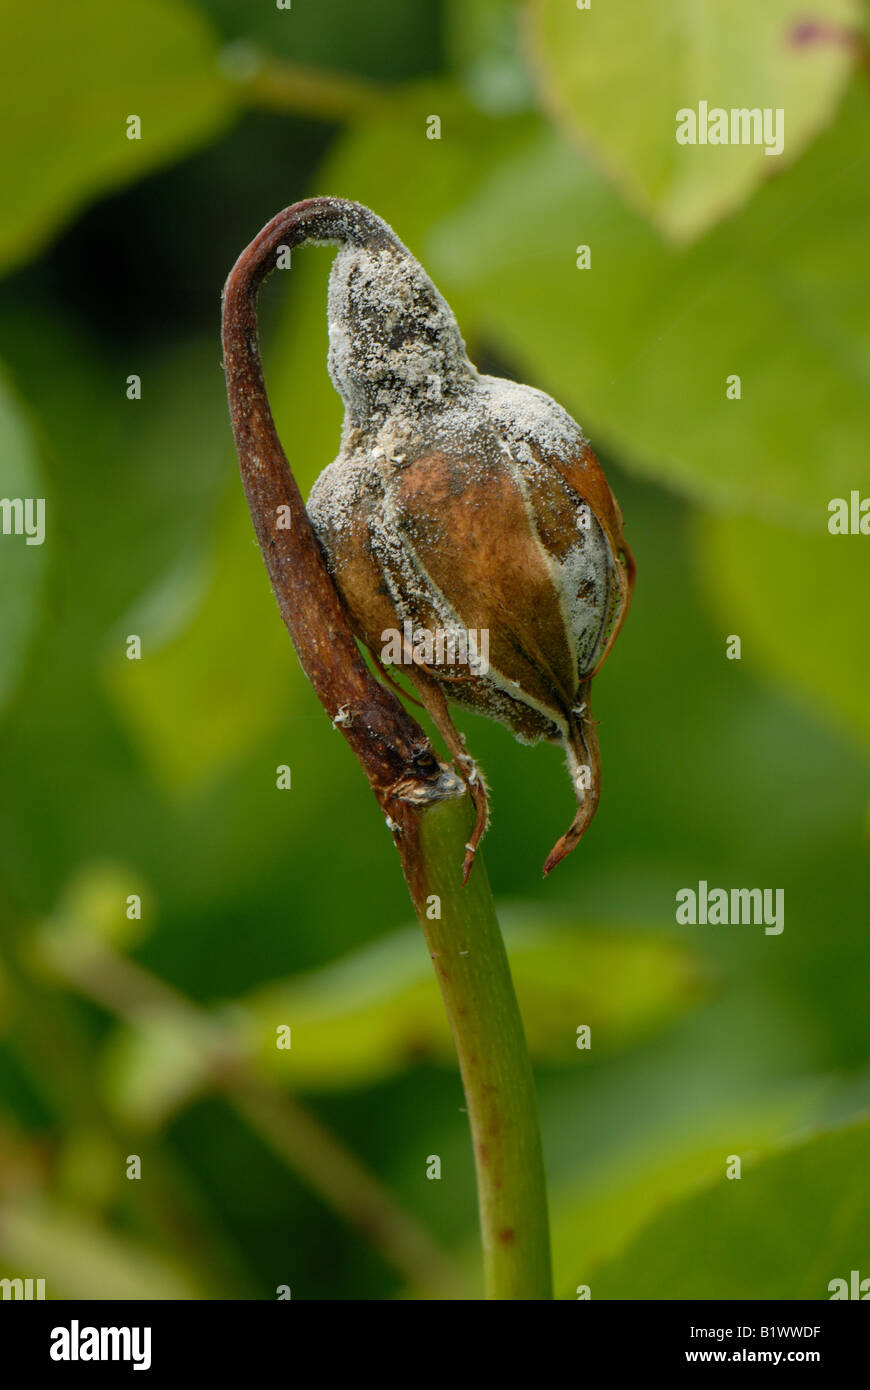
<box><xmin>307</xmin><ymin>202</ymin><xmax>634</xmax><ymax>875</ymax></box>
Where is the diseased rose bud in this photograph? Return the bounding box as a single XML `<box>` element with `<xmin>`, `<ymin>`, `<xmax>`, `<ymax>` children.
<box><xmin>307</xmin><ymin>201</ymin><xmax>634</xmax><ymax>877</ymax></box>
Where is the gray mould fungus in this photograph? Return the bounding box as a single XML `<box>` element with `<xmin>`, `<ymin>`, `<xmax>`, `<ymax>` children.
<box><xmin>305</xmin><ymin>199</ymin><xmax>635</xmax><ymax>876</ymax></box>
<box><xmin>325</xmin><ymin>239</ymin><xmax>473</xmax><ymax>430</ymax></box>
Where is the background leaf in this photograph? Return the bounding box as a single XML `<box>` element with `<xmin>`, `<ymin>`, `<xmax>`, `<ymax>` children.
<box><xmin>548</xmin><ymin>1080</ymin><xmax>829</xmax><ymax>1298</ymax></box>
<box><xmin>425</xmin><ymin>84</ymin><xmax>870</xmax><ymax>522</ymax></box>
<box><xmin>103</xmin><ymin>489</ymin><xmax>301</xmax><ymax>793</ymax></box>
<box><xmin>0</xmin><ymin>0</ymin><xmax>235</xmax><ymax>274</ymax></box>
<box><xmin>698</xmin><ymin>512</ymin><xmax>870</xmax><ymax>749</ymax></box>
<box><xmin>586</xmin><ymin>1117</ymin><xmax>870</xmax><ymax>1298</ymax></box>
<box><xmin>242</xmin><ymin>908</ymin><xmax>706</xmax><ymax>1089</ymax></box>
<box><xmin>198</xmin><ymin>0</ymin><xmax>444</xmax><ymax>81</ymax></box>
<box><xmin>529</xmin><ymin>0</ymin><xmax>859</xmax><ymax>242</ymax></box>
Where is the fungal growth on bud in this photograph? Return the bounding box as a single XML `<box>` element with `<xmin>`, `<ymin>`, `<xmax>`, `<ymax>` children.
<box><xmin>303</xmin><ymin>198</ymin><xmax>635</xmax><ymax>878</ymax></box>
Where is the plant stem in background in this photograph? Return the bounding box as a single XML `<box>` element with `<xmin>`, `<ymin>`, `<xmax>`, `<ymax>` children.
<box><xmin>221</xmin><ymin>200</ymin><xmax>553</xmax><ymax>1299</ymax></box>
<box><xmin>29</xmin><ymin>925</ymin><xmax>461</xmax><ymax>1299</ymax></box>
<box><xmin>236</xmin><ymin>52</ymin><xmax>392</xmax><ymax>122</ymax></box>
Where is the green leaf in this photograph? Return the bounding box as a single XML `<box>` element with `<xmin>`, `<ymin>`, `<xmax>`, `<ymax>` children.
<box><xmin>0</xmin><ymin>323</ymin><xmax>230</xmax><ymax>628</ymax></box>
<box><xmin>549</xmin><ymin>1083</ymin><xmax>826</xmax><ymax>1299</ymax></box>
<box><xmin>698</xmin><ymin>512</ymin><xmax>870</xmax><ymax>749</ymax></box>
<box><xmin>424</xmin><ymin>84</ymin><xmax>870</xmax><ymax>522</ymax></box>
<box><xmin>586</xmin><ymin>1117</ymin><xmax>870</xmax><ymax>1298</ymax></box>
<box><xmin>102</xmin><ymin>490</ymin><xmax>301</xmax><ymax>793</ymax></box>
<box><xmin>197</xmin><ymin>0</ymin><xmax>442</xmax><ymax>83</ymax></box>
<box><xmin>241</xmin><ymin>908</ymin><xmax>706</xmax><ymax>1090</ymax></box>
<box><xmin>529</xmin><ymin>0</ymin><xmax>859</xmax><ymax>242</ymax></box>
<box><xmin>0</xmin><ymin>0</ymin><xmax>235</xmax><ymax>275</ymax></box>
<box><xmin>0</xmin><ymin>369</ymin><xmax>45</xmax><ymax>714</ymax></box>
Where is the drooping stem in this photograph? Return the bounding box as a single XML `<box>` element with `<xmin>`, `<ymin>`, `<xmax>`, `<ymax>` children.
<box><xmin>221</xmin><ymin>198</ymin><xmax>553</xmax><ymax>1299</ymax></box>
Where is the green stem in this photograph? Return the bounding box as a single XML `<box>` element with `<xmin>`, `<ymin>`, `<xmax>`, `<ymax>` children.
<box><xmin>238</xmin><ymin>55</ymin><xmax>392</xmax><ymax>123</ymax></box>
<box><xmin>400</xmin><ymin>795</ymin><xmax>553</xmax><ymax>1300</ymax></box>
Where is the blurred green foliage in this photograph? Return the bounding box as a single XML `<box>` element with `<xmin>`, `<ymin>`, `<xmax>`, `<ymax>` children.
<box><xmin>0</xmin><ymin>0</ymin><xmax>235</xmax><ymax>274</ymax></box>
<box><xmin>590</xmin><ymin>1118</ymin><xmax>870</xmax><ymax>1298</ymax></box>
<box><xmin>240</xmin><ymin>910</ymin><xmax>706</xmax><ymax>1090</ymax></box>
<box><xmin>0</xmin><ymin>0</ymin><xmax>867</xmax><ymax>1300</ymax></box>
<box><xmin>532</xmin><ymin>0</ymin><xmax>860</xmax><ymax>241</ymax></box>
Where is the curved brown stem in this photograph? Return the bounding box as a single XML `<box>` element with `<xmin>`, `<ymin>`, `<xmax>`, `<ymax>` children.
<box><xmin>220</xmin><ymin>198</ymin><xmax>459</xmax><ymax>826</ymax></box>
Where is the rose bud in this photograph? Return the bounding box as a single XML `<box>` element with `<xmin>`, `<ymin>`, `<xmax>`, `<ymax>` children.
<box><xmin>306</xmin><ymin>199</ymin><xmax>634</xmax><ymax>878</ymax></box>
